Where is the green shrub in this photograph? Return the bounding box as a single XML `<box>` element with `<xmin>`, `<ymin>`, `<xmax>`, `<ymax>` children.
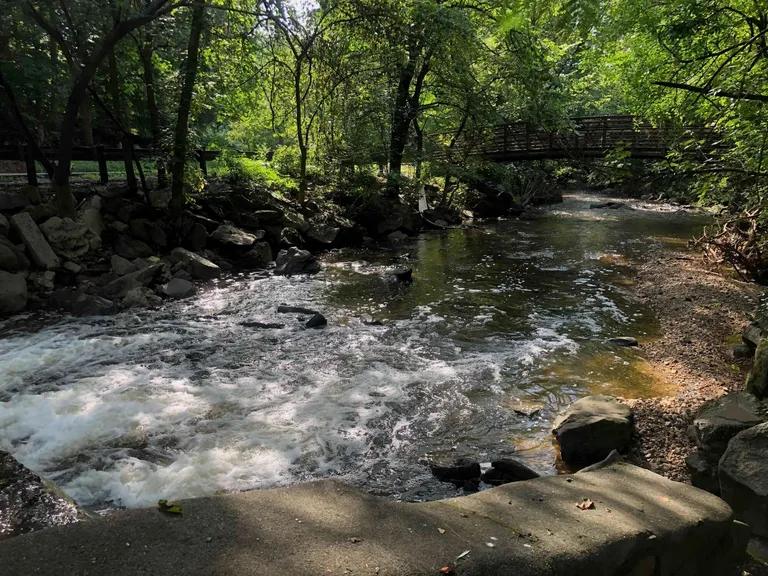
<box><xmin>222</xmin><ymin>153</ymin><xmax>298</xmax><ymax>193</ymax></box>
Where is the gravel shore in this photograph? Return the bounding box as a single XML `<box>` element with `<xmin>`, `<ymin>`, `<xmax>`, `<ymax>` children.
<box><xmin>622</xmin><ymin>247</ymin><xmax>760</xmax><ymax>481</ymax></box>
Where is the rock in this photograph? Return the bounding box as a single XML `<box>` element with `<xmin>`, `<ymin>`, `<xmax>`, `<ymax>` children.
<box><xmin>387</xmin><ymin>231</ymin><xmax>408</xmax><ymax>243</ymax></box>
<box><xmin>590</xmin><ymin>201</ymin><xmax>626</xmax><ymax>209</ymax></box>
<box><xmin>282</xmin><ymin>210</ymin><xmax>310</xmax><ymax>233</ymax></box>
<box><xmin>429</xmin><ymin>460</ymin><xmax>481</xmax><ymax>487</ymax></box>
<box><xmin>114</xmin><ymin>234</ymin><xmax>153</xmax><ymax>260</ymax></box>
<box><xmin>122</xmin><ymin>286</ymin><xmax>162</xmax><ymax>309</ymax></box>
<box><xmin>62</xmin><ymin>262</ymin><xmax>82</xmax><ymax>274</ymax></box>
<box><xmin>278</xmin><ymin>304</ymin><xmax>319</xmax><ymax>315</ymax></box>
<box><xmin>0</xmin><ymin>450</ymin><xmax>86</xmax><ymax>539</ymax></box>
<box><xmin>0</xmin><ymin>213</ymin><xmax>8</xmax><ymax>236</ymax></box>
<box><xmin>99</xmin><ymin>263</ymin><xmax>164</xmax><ymax>300</ymax></box>
<box><xmin>306</xmin><ymin>313</ymin><xmax>327</xmax><ymax>329</ymax></box>
<box><xmin>0</xmin><ymin>192</ymin><xmax>30</xmax><ymax>211</ymax></box>
<box><xmin>254</xmin><ymin>210</ymin><xmax>283</xmax><ymax>224</ymax></box>
<box><xmin>576</xmin><ymin>449</ymin><xmax>623</xmax><ymax>474</ymax></box>
<box><xmin>393</xmin><ymin>268</ymin><xmax>413</xmax><ymax>283</ymax></box>
<box><xmin>21</xmin><ymin>185</ymin><xmax>42</xmax><ymax>205</ymax></box>
<box><xmin>133</xmin><ymin>257</ymin><xmax>150</xmax><ymax>271</ymax></box>
<box><xmin>693</xmin><ymin>392</ymin><xmax>767</xmax><ymax>458</ymax></box>
<box><xmin>170</xmin><ymin>247</ymin><xmax>221</xmax><ymax>280</ymax></box>
<box><xmin>0</xmin><ymin>237</ymin><xmax>28</xmax><ymax>272</ymax></box>
<box><xmin>719</xmin><ymin>422</ymin><xmax>768</xmax><ymax>537</ymax></box>
<box><xmin>480</xmin><ymin>460</ymin><xmax>540</xmax><ymax>486</ymax></box>
<box><xmin>186</xmin><ymin>223</ymin><xmax>208</xmax><ymax>251</ymax></box>
<box><xmin>148</xmin><ymin>187</ymin><xmax>172</xmax><ymax>209</ymax></box>
<box><xmin>307</xmin><ymin>223</ymin><xmax>339</xmax><ymax>245</ymax></box>
<box><xmin>30</xmin><ymin>271</ymin><xmax>55</xmax><ymax>291</ymax></box>
<box><xmin>0</xmin><ymin>271</ymin><xmax>28</xmax><ymax>315</ymax></box>
<box><xmin>280</xmin><ymin>227</ymin><xmax>304</xmax><ymax>248</ymax></box>
<box><xmin>238</xmin><ymin>242</ymin><xmax>273</xmax><ymax>269</ymax></box>
<box><xmin>608</xmin><ymin>337</ymin><xmax>639</xmax><ymax>347</ymax></box>
<box><xmin>240</xmin><ymin>321</ymin><xmax>285</xmax><ymax>329</ymax></box>
<box><xmin>229</xmin><ymin>212</ymin><xmax>261</xmax><ymax>229</ymax></box>
<box><xmin>162</xmin><ymin>278</ymin><xmax>196</xmax><ymax>299</ymax></box>
<box><xmin>38</xmin><ymin>217</ymin><xmax>90</xmax><ymax>260</ymax></box>
<box><xmin>111</xmin><ymin>255</ymin><xmax>138</xmax><ymax>276</ymax></box>
<box><xmin>747</xmin><ymin>339</ymin><xmax>768</xmax><ymax>399</ymax></box>
<box><xmin>22</xmin><ymin>201</ymin><xmax>56</xmax><ymax>224</ymax></box>
<box><xmin>129</xmin><ymin>219</ymin><xmax>167</xmax><ymax>248</ymax></box>
<box><xmin>731</xmin><ymin>342</ymin><xmax>754</xmax><ymax>359</ymax></box>
<box><xmin>274</xmin><ymin>247</ymin><xmax>321</xmax><ymax>276</ymax></box>
<box><xmin>211</xmin><ymin>224</ymin><xmax>257</xmax><ymax>248</ymax></box>
<box><xmin>552</xmin><ymin>395</ymin><xmax>633</xmax><ymax>467</ymax></box>
<box><xmin>11</xmin><ymin>212</ymin><xmax>60</xmax><ymax>270</ymax></box>
<box><xmin>378</xmin><ymin>213</ymin><xmax>404</xmax><ymax>235</ymax></box>
<box><xmin>686</xmin><ymin>450</ymin><xmax>720</xmax><ymax>495</ymax></box>
<box><xmin>72</xmin><ymin>294</ymin><xmax>115</xmax><ymax>316</ymax></box>
<box><xmin>79</xmin><ymin>208</ymin><xmax>103</xmax><ymax>236</ymax></box>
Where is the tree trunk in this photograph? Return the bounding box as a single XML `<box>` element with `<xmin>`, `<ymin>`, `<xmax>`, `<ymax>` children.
<box><xmin>108</xmin><ymin>48</ymin><xmax>138</xmax><ymax>195</ymax></box>
<box><xmin>169</xmin><ymin>5</ymin><xmax>205</xmax><ymax>219</ymax></box>
<box><xmin>80</xmin><ymin>93</ymin><xmax>94</xmax><ymax>147</ymax></box>
<box><xmin>294</xmin><ymin>60</ymin><xmax>308</xmax><ymax>205</ymax></box>
<box><xmin>388</xmin><ymin>55</ymin><xmax>416</xmax><ymax>180</ymax></box>
<box><xmin>139</xmin><ymin>39</ymin><xmax>166</xmax><ymax>188</ymax></box>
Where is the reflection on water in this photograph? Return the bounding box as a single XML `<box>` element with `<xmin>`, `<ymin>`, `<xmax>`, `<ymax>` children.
<box><xmin>0</xmin><ymin>194</ymin><xmax>709</xmax><ymax>508</ymax></box>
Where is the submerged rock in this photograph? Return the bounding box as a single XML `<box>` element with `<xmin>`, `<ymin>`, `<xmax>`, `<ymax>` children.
<box><xmin>429</xmin><ymin>460</ymin><xmax>481</xmax><ymax>488</ymax></box>
<box><xmin>553</xmin><ymin>395</ymin><xmax>632</xmax><ymax>467</ymax></box>
<box><xmin>240</xmin><ymin>321</ymin><xmax>285</xmax><ymax>329</ymax></box>
<box><xmin>607</xmin><ymin>337</ymin><xmax>639</xmax><ymax>347</ymax></box>
<box><xmin>278</xmin><ymin>304</ymin><xmax>319</xmax><ymax>315</ymax></box>
<box><xmin>306</xmin><ymin>313</ymin><xmax>328</xmax><ymax>329</ymax></box>
<box><xmin>0</xmin><ymin>450</ymin><xmax>86</xmax><ymax>540</ymax></box>
<box><xmin>392</xmin><ymin>268</ymin><xmax>413</xmax><ymax>283</ymax></box>
<box><xmin>590</xmin><ymin>202</ymin><xmax>626</xmax><ymax>210</ymax></box>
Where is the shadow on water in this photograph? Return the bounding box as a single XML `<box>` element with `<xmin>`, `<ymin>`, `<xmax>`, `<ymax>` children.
<box><xmin>0</xmin><ymin>193</ymin><xmax>711</xmax><ymax>509</ymax></box>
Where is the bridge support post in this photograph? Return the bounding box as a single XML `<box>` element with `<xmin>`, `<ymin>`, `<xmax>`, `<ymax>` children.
<box><xmin>23</xmin><ymin>145</ymin><xmax>37</xmax><ymax>187</ymax></box>
<box><xmin>196</xmin><ymin>149</ymin><xmax>207</xmax><ymax>176</ymax></box>
<box><xmin>96</xmin><ymin>146</ymin><xmax>109</xmax><ymax>185</ymax></box>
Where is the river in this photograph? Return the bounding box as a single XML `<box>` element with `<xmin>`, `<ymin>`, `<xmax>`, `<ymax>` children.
<box><xmin>0</xmin><ymin>193</ymin><xmax>710</xmax><ymax>511</ymax></box>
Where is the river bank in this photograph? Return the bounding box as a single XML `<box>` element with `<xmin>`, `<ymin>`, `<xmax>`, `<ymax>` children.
<box><xmin>623</xmin><ymin>244</ymin><xmax>761</xmax><ymax>480</ymax></box>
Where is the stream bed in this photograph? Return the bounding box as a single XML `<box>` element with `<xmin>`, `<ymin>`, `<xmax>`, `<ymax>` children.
<box><xmin>0</xmin><ymin>194</ymin><xmax>710</xmax><ymax>510</ymax></box>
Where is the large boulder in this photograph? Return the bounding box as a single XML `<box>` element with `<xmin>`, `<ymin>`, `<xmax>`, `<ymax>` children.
<box><xmin>110</xmin><ymin>255</ymin><xmax>138</xmax><ymax>276</ymax></box>
<box><xmin>186</xmin><ymin>223</ymin><xmax>208</xmax><ymax>251</ymax></box>
<box><xmin>280</xmin><ymin>227</ymin><xmax>304</xmax><ymax>248</ymax></box>
<box><xmin>237</xmin><ymin>242</ymin><xmax>273</xmax><ymax>269</ymax></box>
<box><xmin>480</xmin><ymin>459</ymin><xmax>540</xmax><ymax>486</ymax></box>
<box><xmin>148</xmin><ymin>187</ymin><xmax>171</xmax><ymax>209</ymax></box>
<box><xmin>129</xmin><ymin>219</ymin><xmax>167</xmax><ymax>248</ymax></box>
<box><xmin>0</xmin><ymin>213</ymin><xmax>9</xmax><ymax>236</ymax></box>
<box><xmin>0</xmin><ymin>191</ymin><xmax>30</xmax><ymax>211</ymax></box>
<box><xmin>274</xmin><ymin>247</ymin><xmax>321</xmax><ymax>276</ymax></box>
<box><xmin>39</xmin><ymin>217</ymin><xmax>90</xmax><ymax>260</ymax></box>
<box><xmin>686</xmin><ymin>450</ymin><xmax>720</xmax><ymax>495</ymax></box>
<box><xmin>0</xmin><ymin>271</ymin><xmax>28</xmax><ymax>315</ymax></box>
<box><xmin>0</xmin><ymin>451</ymin><xmax>86</xmax><ymax>540</ymax></box>
<box><xmin>746</xmin><ymin>339</ymin><xmax>768</xmax><ymax>399</ymax></box>
<box><xmin>692</xmin><ymin>392</ymin><xmax>767</xmax><ymax>459</ymax></box>
<box><xmin>113</xmin><ymin>234</ymin><xmax>153</xmax><ymax>260</ymax></box>
<box><xmin>306</xmin><ymin>222</ymin><xmax>340</xmax><ymax>246</ymax></box>
<box><xmin>11</xmin><ymin>212</ymin><xmax>60</xmax><ymax>270</ymax></box>
<box><xmin>552</xmin><ymin>395</ymin><xmax>633</xmax><ymax>467</ymax></box>
<box><xmin>719</xmin><ymin>421</ymin><xmax>768</xmax><ymax>537</ymax></box>
<box><xmin>0</xmin><ymin>237</ymin><xmax>28</xmax><ymax>272</ymax></box>
<box><xmin>162</xmin><ymin>278</ymin><xmax>196</xmax><ymax>299</ymax></box>
<box><xmin>211</xmin><ymin>224</ymin><xmax>257</xmax><ymax>249</ymax></box>
<box><xmin>49</xmin><ymin>291</ymin><xmax>116</xmax><ymax>317</ymax></box>
<box><xmin>122</xmin><ymin>286</ymin><xmax>162</xmax><ymax>309</ymax></box>
<box><xmin>171</xmin><ymin>247</ymin><xmax>221</xmax><ymax>280</ymax></box>
<box><xmin>99</xmin><ymin>263</ymin><xmax>164</xmax><ymax>300</ymax></box>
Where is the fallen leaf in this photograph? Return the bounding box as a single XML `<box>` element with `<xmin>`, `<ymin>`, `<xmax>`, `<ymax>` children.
<box><xmin>158</xmin><ymin>499</ymin><xmax>183</xmax><ymax>514</ymax></box>
<box><xmin>460</xmin><ymin>513</ymin><xmax>469</xmax><ymax>518</ymax></box>
<box><xmin>438</xmin><ymin>528</ymin><xmax>446</xmax><ymax>535</ymax></box>
<box><xmin>576</xmin><ymin>499</ymin><xmax>595</xmax><ymax>510</ymax></box>
<box><xmin>440</xmin><ymin>567</ymin><xmax>453</xmax><ymax>575</ymax></box>
<box><xmin>456</xmin><ymin>550</ymin><xmax>470</xmax><ymax>561</ymax></box>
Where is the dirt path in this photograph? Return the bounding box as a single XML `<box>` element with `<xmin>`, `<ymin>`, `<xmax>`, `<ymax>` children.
<box><xmin>623</xmin><ymin>246</ymin><xmax>760</xmax><ymax>481</ymax></box>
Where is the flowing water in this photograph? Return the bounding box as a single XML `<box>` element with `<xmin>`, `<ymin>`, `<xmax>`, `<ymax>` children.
<box><xmin>0</xmin><ymin>194</ymin><xmax>710</xmax><ymax>510</ymax></box>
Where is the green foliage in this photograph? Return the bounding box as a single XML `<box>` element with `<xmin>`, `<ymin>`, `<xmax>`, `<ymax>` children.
<box><xmin>222</xmin><ymin>153</ymin><xmax>298</xmax><ymax>193</ymax></box>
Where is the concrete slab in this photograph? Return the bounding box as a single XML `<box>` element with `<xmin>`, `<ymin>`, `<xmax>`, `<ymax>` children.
<box><xmin>0</xmin><ymin>464</ymin><xmax>743</xmax><ymax>576</ymax></box>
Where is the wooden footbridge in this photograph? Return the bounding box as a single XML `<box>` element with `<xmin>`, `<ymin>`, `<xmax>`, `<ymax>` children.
<box><xmin>434</xmin><ymin>115</ymin><xmax>722</xmax><ymax>162</ymax></box>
